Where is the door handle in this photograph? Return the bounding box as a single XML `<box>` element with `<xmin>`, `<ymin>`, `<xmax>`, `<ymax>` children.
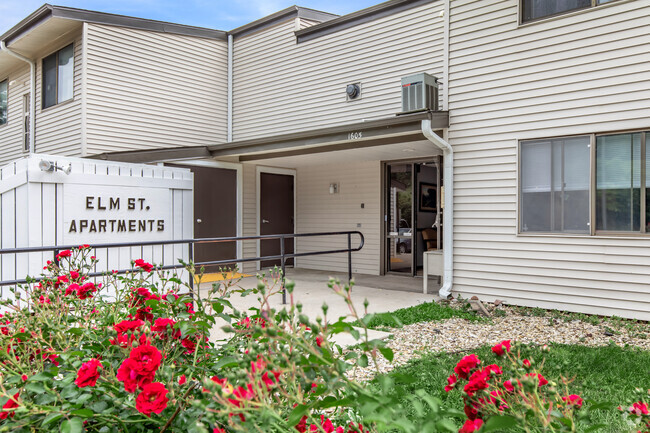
<box><xmin>196</xmin><ymin>218</ymin><xmax>202</xmax><ymax>224</ymax></box>
<box><xmin>262</xmin><ymin>219</ymin><xmax>270</xmax><ymax>224</ymax></box>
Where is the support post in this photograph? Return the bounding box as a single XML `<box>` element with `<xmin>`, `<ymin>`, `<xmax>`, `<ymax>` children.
<box><xmin>347</xmin><ymin>232</ymin><xmax>352</xmax><ymax>285</ymax></box>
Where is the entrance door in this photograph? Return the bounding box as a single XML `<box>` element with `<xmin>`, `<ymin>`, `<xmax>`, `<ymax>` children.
<box><xmin>260</xmin><ymin>172</ymin><xmax>294</xmax><ymax>268</ymax></box>
<box><xmin>169</xmin><ymin>164</ymin><xmax>238</xmax><ymax>272</ymax></box>
<box><xmin>386</xmin><ymin>163</ymin><xmax>414</xmax><ymax>274</ymax></box>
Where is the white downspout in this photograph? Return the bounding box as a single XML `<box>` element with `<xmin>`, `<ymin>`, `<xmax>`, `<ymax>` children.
<box><xmin>422</xmin><ymin>119</ymin><xmax>453</xmax><ymax>298</ymax></box>
<box><xmin>1</xmin><ymin>41</ymin><xmax>36</xmax><ymax>154</ymax></box>
<box><xmin>227</xmin><ymin>34</ymin><xmax>233</xmax><ymax>142</ymax></box>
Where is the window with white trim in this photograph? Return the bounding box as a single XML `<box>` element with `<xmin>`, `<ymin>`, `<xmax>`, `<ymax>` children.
<box><xmin>42</xmin><ymin>44</ymin><xmax>74</xmax><ymax>109</ymax></box>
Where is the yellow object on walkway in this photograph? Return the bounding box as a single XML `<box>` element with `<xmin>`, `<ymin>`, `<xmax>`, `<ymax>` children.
<box><xmin>194</xmin><ymin>272</ymin><xmax>251</xmax><ymax>284</ymax></box>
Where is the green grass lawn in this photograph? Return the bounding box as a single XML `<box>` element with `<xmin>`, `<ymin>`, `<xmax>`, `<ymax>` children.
<box><xmin>361</xmin><ymin>301</ymin><xmax>483</xmax><ymax>329</ymax></box>
<box><xmin>376</xmin><ymin>343</ymin><xmax>650</xmax><ymax>432</ymax></box>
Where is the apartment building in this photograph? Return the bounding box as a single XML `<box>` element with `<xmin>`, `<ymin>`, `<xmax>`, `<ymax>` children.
<box><xmin>1</xmin><ymin>0</ymin><xmax>649</xmax><ymax>320</ymax></box>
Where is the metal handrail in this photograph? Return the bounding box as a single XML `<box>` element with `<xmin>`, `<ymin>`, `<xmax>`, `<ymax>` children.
<box><xmin>0</xmin><ymin>231</ymin><xmax>365</xmax><ymax>304</ymax></box>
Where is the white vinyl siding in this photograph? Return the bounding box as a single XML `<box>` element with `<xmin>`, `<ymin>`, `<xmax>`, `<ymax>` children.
<box><xmin>84</xmin><ymin>24</ymin><xmax>228</xmax><ymax>155</ymax></box>
<box><xmin>35</xmin><ymin>34</ymin><xmax>83</xmax><ymax>157</ymax></box>
<box><xmin>232</xmin><ymin>1</ymin><xmax>444</xmax><ymax>141</ymax></box>
<box><xmin>0</xmin><ymin>66</ymin><xmax>30</xmax><ymax>166</ymax></box>
<box><xmin>295</xmin><ymin>161</ymin><xmax>381</xmax><ymax>275</ymax></box>
<box><xmin>448</xmin><ymin>0</ymin><xmax>650</xmax><ymax>320</ymax></box>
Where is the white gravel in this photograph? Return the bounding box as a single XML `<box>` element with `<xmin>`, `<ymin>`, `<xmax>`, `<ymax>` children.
<box><xmin>347</xmin><ymin>306</ymin><xmax>650</xmax><ymax>382</ymax></box>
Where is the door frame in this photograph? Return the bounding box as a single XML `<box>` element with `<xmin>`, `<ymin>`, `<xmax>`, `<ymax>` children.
<box><xmin>163</xmin><ymin>159</ymin><xmax>244</xmax><ymax>271</ymax></box>
<box><xmin>256</xmin><ymin>166</ymin><xmax>297</xmax><ymax>271</ymax></box>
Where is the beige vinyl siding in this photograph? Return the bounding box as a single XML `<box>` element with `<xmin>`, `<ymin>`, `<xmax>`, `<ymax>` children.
<box><xmin>232</xmin><ymin>1</ymin><xmax>444</xmax><ymax>141</ymax></box>
<box><xmin>84</xmin><ymin>24</ymin><xmax>227</xmax><ymax>155</ymax></box>
<box><xmin>0</xmin><ymin>65</ymin><xmax>30</xmax><ymax>166</ymax></box>
<box><xmin>448</xmin><ymin>0</ymin><xmax>650</xmax><ymax>320</ymax></box>
<box><xmin>295</xmin><ymin>161</ymin><xmax>381</xmax><ymax>275</ymax></box>
<box><xmin>241</xmin><ymin>164</ymin><xmax>257</xmax><ymax>273</ymax></box>
<box><xmin>35</xmin><ymin>33</ymin><xmax>83</xmax><ymax>157</ymax></box>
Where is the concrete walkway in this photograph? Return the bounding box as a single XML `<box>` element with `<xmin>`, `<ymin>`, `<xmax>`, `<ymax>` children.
<box><xmin>200</xmin><ymin>268</ymin><xmax>439</xmax><ymax>346</ymax></box>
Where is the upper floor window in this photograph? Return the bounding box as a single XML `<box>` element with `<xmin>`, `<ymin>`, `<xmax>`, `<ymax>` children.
<box><xmin>521</xmin><ymin>0</ymin><xmax>616</xmax><ymax>23</ymax></box>
<box><xmin>42</xmin><ymin>44</ymin><xmax>74</xmax><ymax>109</ymax></box>
<box><xmin>0</xmin><ymin>80</ymin><xmax>7</xmax><ymax>126</ymax></box>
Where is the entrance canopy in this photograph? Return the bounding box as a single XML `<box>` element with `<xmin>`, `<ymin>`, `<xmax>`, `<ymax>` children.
<box><xmin>92</xmin><ymin>111</ymin><xmax>449</xmax><ymax>165</ymax></box>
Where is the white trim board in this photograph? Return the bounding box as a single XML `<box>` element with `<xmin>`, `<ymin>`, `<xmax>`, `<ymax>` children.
<box><xmin>255</xmin><ymin>166</ymin><xmax>297</xmax><ymax>271</ymax></box>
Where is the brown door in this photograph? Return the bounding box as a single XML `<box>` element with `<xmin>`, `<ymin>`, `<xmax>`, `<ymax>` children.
<box><xmin>260</xmin><ymin>172</ymin><xmax>294</xmax><ymax>268</ymax></box>
<box><xmin>169</xmin><ymin>164</ymin><xmax>237</xmax><ymax>272</ymax></box>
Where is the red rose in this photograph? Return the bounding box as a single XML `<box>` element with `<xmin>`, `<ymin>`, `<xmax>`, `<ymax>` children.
<box><xmin>464</xmin><ymin>369</ymin><xmax>490</xmax><ymax>397</ymax></box>
<box><xmin>459</xmin><ymin>418</ymin><xmax>483</xmax><ymax>433</ymax></box>
<box><xmin>454</xmin><ymin>354</ymin><xmax>481</xmax><ymax>379</ymax></box>
<box><xmin>503</xmin><ymin>379</ymin><xmax>515</xmax><ymax>392</ymax></box>
<box><xmin>116</xmin><ymin>358</ymin><xmax>155</xmax><ymax>393</ymax></box>
<box><xmin>75</xmin><ymin>358</ymin><xmax>102</xmax><ymax>388</ymax></box>
<box><xmin>444</xmin><ymin>374</ymin><xmax>458</xmax><ymax>392</ymax></box>
<box><xmin>0</xmin><ymin>393</ymin><xmax>19</xmax><ymax>420</ymax></box>
<box><xmin>56</xmin><ymin>250</ymin><xmax>72</xmax><ymax>260</ymax></box>
<box><xmin>135</xmin><ymin>382</ymin><xmax>169</xmax><ymax>417</ymax></box>
<box><xmin>491</xmin><ymin>340</ymin><xmax>511</xmax><ymax>356</ymax></box>
<box><xmin>562</xmin><ymin>394</ymin><xmax>583</xmax><ymax>408</ymax></box>
<box><xmin>65</xmin><ymin>283</ymin><xmax>80</xmax><ymax>296</ymax></box>
<box><xmin>70</xmin><ymin>270</ymin><xmax>80</xmax><ymax>280</ymax></box>
<box><xmin>178</xmin><ymin>375</ymin><xmax>187</xmax><ymax>385</ymax></box>
<box><xmin>129</xmin><ymin>344</ymin><xmax>162</xmax><ymax>374</ymax></box>
<box><xmin>523</xmin><ymin>359</ymin><xmax>532</xmax><ymax>368</ymax></box>
<box><xmin>77</xmin><ymin>282</ymin><xmax>97</xmax><ymax>300</ymax></box>
<box><xmin>629</xmin><ymin>401</ymin><xmax>649</xmax><ymax>416</ymax></box>
<box><xmin>134</xmin><ymin>259</ymin><xmax>154</xmax><ymax>273</ymax></box>
<box><xmin>152</xmin><ymin>318</ymin><xmax>179</xmax><ymax>339</ymax></box>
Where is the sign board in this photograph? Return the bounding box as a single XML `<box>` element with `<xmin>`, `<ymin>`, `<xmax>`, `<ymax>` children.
<box><xmin>62</xmin><ymin>185</ymin><xmax>172</xmax><ymax>244</ymax></box>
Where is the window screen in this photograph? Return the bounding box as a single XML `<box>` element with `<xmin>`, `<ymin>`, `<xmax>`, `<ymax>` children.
<box><xmin>42</xmin><ymin>44</ymin><xmax>73</xmax><ymax>109</ymax></box>
<box><xmin>522</xmin><ymin>0</ymin><xmax>591</xmax><ymax>22</ymax></box>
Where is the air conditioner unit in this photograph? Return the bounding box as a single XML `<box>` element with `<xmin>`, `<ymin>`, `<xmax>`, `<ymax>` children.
<box><xmin>400</xmin><ymin>73</ymin><xmax>439</xmax><ymax>114</ymax></box>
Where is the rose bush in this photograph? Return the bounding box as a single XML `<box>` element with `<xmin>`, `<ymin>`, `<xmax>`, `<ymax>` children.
<box><xmin>0</xmin><ymin>247</ymin><xmax>461</xmax><ymax>432</ymax></box>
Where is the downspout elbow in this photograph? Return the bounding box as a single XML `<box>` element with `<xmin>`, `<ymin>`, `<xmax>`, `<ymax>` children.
<box><xmin>421</xmin><ymin>119</ymin><xmax>453</xmax><ymax>299</ymax></box>
<box><xmin>1</xmin><ymin>41</ymin><xmax>36</xmax><ymax>154</ymax></box>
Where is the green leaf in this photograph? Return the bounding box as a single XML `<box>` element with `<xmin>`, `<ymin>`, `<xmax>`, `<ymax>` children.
<box><xmin>67</xmin><ymin>328</ymin><xmax>83</xmax><ymax>336</ymax></box>
<box><xmin>30</xmin><ymin>371</ymin><xmax>55</xmax><ymax>381</ymax></box>
<box><xmin>214</xmin><ymin>357</ymin><xmax>238</xmax><ymax>369</ymax></box>
<box><xmin>287</xmin><ymin>404</ymin><xmax>308</xmax><ymax>426</ymax></box>
<box><xmin>25</xmin><ymin>382</ymin><xmax>45</xmax><ymax>393</ymax></box>
<box><xmin>358</xmin><ymin>354</ymin><xmax>368</xmax><ymax>368</ymax></box>
<box><xmin>71</xmin><ymin>408</ymin><xmax>93</xmax><ymax>418</ymax></box>
<box><xmin>378</xmin><ymin>347</ymin><xmax>394</xmax><ymax>362</ymax></box>
<box><xmin>435</xmin><ymin>419</ymin><xmax>458</xmax><ymax>432</ymax></box>
<box><xmin>41</xmin><ymin>413</ymin><xmax>63</xmax><ymax>427</ymax></box>
<box><xmin>481</xmin><ymin>415</ymin><xmax>518</xmax><ymax>432</ymax></box>
<box><xmin>61</xmin><ymin>417</ymin><xmax>83</xmax><ymax>433</ymax></box>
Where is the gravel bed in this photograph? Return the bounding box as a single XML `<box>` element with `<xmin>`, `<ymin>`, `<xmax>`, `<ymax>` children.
<box><xmin>347</xmin><ymin>311</ymin><xmax>650</xmax><ymax>382</ymax></box>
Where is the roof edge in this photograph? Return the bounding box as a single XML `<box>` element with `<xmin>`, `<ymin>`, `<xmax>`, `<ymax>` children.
<box><xmin>1</xmin><ymin>3</ymin><xmax>227</xmax><ymax>44</ymax></box>
<box><xmin>229</xmin><ymin>6</ymin><xmax>338</xmax><ymax>38</ymax></box>
<box><xmin>295</xmin><ymin>0</ymin><xmax>438</xmax><ymax>43</ymax></box>
<box><xmin>0</xmin><ymin>4</ymin><xmax>53</xmax><ymax>45</ymax></box>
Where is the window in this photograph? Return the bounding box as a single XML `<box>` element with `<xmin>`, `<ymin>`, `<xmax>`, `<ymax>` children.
<box><xmin>596</xmin><ymin>132</ymin><xmax>649</xmax><ymax>232</ymax></box>
<box><xmin>42</xmin><ymin>44</ymin><xmax>74</xmax><ymax>109</ymax></box>
<box><xmin>521</xmin><ymin>0</ymin><xmax>618</xmax><ymax>23</ymax></box>
<box><xmin>520</xmin><ymin>136</ymin><xmax>590</xmax><ymax>233</ymax></box>
<box><xmin>0</xmin><ymin>80</ymin><xmax>7</xmax><ymax>126</ymax></box>
<box><xmin>520</xmin><ymin>131</ymin><xmax>650</xmax><ymax>235</ymax></box>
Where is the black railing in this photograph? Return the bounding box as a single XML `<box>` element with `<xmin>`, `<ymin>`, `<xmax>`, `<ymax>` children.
<box><xmin>0</xmin><ymin>231</ymin><xmax>364</xmax><ymax>304</ymax></box>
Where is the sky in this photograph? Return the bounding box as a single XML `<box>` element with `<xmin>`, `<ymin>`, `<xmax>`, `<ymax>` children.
<box><xmin>0</xmin><ymin>0</ymin><xmax>381</xmax><ymax>35</ymax></box>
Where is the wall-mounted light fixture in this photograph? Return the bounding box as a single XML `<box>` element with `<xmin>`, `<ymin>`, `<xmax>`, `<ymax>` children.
<box><xmin>345</xmin><ymin>83</ymin><xmax>361</xmax><ymax>101</ymax></box>
<box><xmin>39</xmin><ymin>159</ymin><xmax>71</xmax><ymax>175</ymax></box>
<box><xmin>329</xmin><ymin>183</ymin><xmax>339</xmax><ymax>194</ymax></box>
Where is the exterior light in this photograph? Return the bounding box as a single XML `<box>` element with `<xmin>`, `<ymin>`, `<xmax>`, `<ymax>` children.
<box><xmin>329</xmin><ymin>183</ymin><xmax>339</xmax><ymax>194</ymax></box>
<box><xmin>39</xmin><ymin>159</ymin><xmax>71</xmax><ymax>174</ymax></box>
<box><xmin>346</xmin><ymin>83</ymin><xmax>361</xmax><ymax>100</ymax></box>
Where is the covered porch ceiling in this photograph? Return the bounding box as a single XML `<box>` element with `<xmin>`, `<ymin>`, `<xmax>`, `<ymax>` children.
<box><xmin>92</xmin><ymin>111</ymin><xmax>449</xmax><ymax>167</ymax></box>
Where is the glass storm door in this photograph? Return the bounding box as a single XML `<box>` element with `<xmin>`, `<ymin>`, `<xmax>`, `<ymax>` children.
<box><xmin>386</xmin><ymin>163</ymin><xmax>414</xmax><ymax>274</ymax></box>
